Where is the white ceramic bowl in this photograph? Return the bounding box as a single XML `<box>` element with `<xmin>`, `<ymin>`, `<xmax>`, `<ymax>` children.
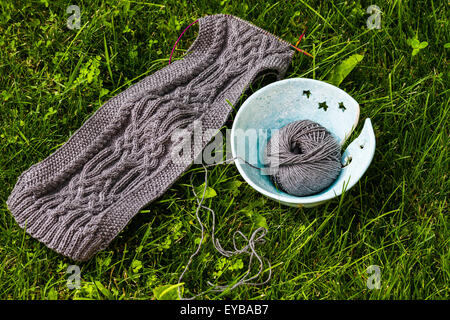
<box><xmin>230</xmin><ymin>78</ymin><xmax>376</xmax><ymax>207</ymax></box>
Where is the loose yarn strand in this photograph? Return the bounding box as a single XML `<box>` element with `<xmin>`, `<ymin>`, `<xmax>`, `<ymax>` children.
<box><xmin>177</xmin><ymin>119</ymin><xmax>342</xmax><ymax>299</ymax></box>
<box><xmin>178</xmin><ymin>157</ymin><xmax>271</xmax><ymax>300</ymax></box>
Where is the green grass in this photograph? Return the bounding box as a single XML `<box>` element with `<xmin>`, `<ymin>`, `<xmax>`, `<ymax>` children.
<box><xmin>0</xmin><ymin>0</ymin><xmax>448</xmax><ymax>300</ymax></box>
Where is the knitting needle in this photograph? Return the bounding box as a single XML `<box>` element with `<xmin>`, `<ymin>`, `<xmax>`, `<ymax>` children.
<box><xmin>290</xmin><ymin>28</ymin><xmax>314</xmax><ymax>58</ymax></box>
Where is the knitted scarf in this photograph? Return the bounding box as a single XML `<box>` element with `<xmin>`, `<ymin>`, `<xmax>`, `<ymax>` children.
<box><xmin>6</xmin><ymin>14</ymin><xmax>294</xmax><ymax>261</ymax></box>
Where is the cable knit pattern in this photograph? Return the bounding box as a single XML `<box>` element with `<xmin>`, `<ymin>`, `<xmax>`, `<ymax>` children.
<box><xmin>6</xmin><ymin>14</ymin><xmax>294</xmax><ymax>261</ymax></box>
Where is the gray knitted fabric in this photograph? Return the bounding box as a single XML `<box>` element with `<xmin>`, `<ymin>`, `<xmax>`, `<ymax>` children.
<box><xmin>6</xmin><ymin>14</ymin><xmax>294</xmax><ymax>261</ymax></box>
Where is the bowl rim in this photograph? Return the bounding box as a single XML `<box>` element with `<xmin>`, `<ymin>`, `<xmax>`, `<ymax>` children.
<box><xmin>230</xmin><ymin>77</ymin><xmax>360</xmax><ymax>205</ymax></box>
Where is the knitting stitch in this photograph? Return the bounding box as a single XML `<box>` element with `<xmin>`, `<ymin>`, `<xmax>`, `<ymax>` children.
<box><xmin>6</xmin><ymin>14</ymin><xmax>294</xmax><ymax>261</ymax></box>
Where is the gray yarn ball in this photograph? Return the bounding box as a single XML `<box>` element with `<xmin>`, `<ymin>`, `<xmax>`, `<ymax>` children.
<box><xmin>263</xmin><ymin>120</ymin><xmax>342</xmax><ymax>196</ymax></box>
